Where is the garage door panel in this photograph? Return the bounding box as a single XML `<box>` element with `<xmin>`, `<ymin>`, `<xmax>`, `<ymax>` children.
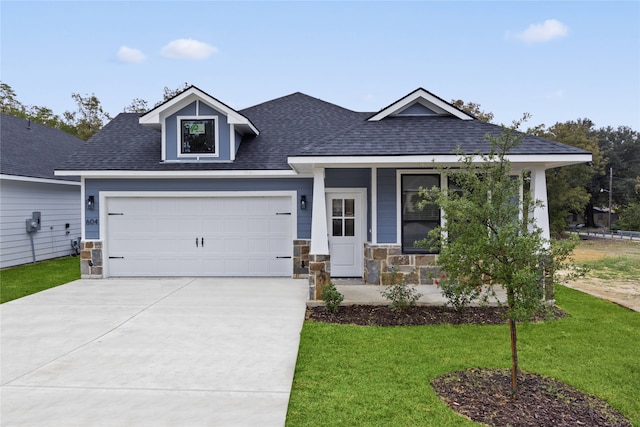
<box><xmin>224</xmin><ymin>238</ymin><xmax>248</xmax><ymax>253</ymax></box>
<box><xmin>107</xmin><ymin>196</ymin><xmax>292</xmax><ymax>277</ymax></box>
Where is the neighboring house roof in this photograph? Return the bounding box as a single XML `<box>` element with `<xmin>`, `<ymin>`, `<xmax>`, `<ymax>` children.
<box><xmin>57</xmin><ymin>89</ymin><xmax>590</xmax><ymax>173</ymax></box>
<box><xmin>1</xmin><ymin>113</ymin><xmax>83</xmax><ymax>182</ymax></box>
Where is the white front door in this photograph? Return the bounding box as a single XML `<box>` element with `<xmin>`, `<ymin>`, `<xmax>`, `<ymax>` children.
<box><xmin>326</xmin><ymin>190</ymin><xmax>365</xmax><ymax>277</ymax></box>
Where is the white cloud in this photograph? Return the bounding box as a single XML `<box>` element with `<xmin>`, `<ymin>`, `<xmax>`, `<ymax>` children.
<box><xmin>546</xmin><ymin>89</ymin><xmax>566</xmax><ymax>99</ymax></box>
<box><xmin>515</xmin><ymin>19</ymin><xmax>569</xmax><ymax>43</ymax></box>
<box><xmin>116</xmin><ymin>46</ymin><xmax>146</xmax><ymax>63</ymax></box>
<box><xmin>161</xmin><ymin>38</ymin><xmax>218</xmax><ymax>60</ymax></box>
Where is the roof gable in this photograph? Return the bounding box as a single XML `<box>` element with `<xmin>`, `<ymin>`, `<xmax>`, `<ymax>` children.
<box><xmin>367</xmin><ymin>87</ymin><xmax>474</xmax><ymax>121</ymax></box>
<box><xmin>139</xmin><ymin>85</ymin><xmax>259</xmax><ymax>136</ymax></box>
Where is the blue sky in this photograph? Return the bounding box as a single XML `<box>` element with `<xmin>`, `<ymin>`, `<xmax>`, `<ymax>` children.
<box><xmin>2</xmin><ymin>1</ymin><xmax>639</xmax><ymax>130</ymax></box>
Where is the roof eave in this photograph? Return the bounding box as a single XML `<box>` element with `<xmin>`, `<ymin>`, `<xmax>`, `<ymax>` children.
<box><xmin>287</xmin><ymin>153</ymin><xmax>593</xmax><ymax>173</ymax></box>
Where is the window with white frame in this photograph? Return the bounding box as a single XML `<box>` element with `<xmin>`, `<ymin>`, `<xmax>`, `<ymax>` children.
<box><xmin>178</xmin><ymin>116</ymin><xmax>218</xmax><ymax>157</ymax></box>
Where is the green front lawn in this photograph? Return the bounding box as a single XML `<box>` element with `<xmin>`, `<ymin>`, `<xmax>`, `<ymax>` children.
<box><xmin>0</xmin><ymin>256</ymin><xmax>80</xmax><ymax>303</ymax></box>
<box><xmin>287</xmin><ymin>285</ymin><xmax>640</xmax><ymax>426</ymax></box>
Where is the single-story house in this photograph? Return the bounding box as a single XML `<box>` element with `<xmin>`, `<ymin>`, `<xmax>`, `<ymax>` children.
<box><xmin>1</xmin><ymin>113</ymin><xmax>83</xmax><ymax>268</ymax></box>
<box><xmin>56</xmin><ymin>86</ymin><xmax>591</xmax><ymax>296</ymax></box>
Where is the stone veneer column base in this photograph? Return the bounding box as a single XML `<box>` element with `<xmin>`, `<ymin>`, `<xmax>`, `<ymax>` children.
<box><xmin>293</xmin><ymin>240</ymin><xmax>310</xmax><ymax>279</ymax></box>
<box><xmin>364</xmin><ymin>243</ymin><xmax>441</xmax><ymax>285</ymax></box>
<box><xmin>80</xmin><ymin>241</ymin><xmax>103</xmax><ymax>278</ymax></box>
<box><xmin>308</xmin><ymin>254</ymin><xmax>331</xmax><ymax>300</ymax></box>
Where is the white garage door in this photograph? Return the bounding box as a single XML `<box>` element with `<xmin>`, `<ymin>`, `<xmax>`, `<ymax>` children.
<box><xmin>106</xmin><ymin>196</ymin><xmax>293</xmax><ymax>277</ymax></box>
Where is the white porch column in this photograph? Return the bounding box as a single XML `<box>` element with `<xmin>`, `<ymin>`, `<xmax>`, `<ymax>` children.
<box><xmin>310</xmin><ymin>167</ymin><xmax>329</xmax><ymax>254</ymax></box>
<box><xmin>530</xmin><ymin>167</ymin><xmax>551</xmax><ymax>248</ymax></box>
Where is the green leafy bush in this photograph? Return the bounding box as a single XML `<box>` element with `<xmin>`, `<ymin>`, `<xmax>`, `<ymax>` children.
<box><xmin>320</xmin><ymin>282</ymin><xmax>344</xmax><ymax>314</ymax></box>
<box><xmin>380</xmin><ymin>267</ymin><xmax>423</xmax><ymax>311</ymax></box>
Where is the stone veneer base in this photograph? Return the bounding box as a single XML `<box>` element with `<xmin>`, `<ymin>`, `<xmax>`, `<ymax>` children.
<box><xmin>80</xmin><ymin>241</ymin><xmax>103</xmax><ymax>278</ymax></box>
<box><xmin>364</xmin><ymin>243</ymin><xmax>441</xmax><ymax>286</ymax></box>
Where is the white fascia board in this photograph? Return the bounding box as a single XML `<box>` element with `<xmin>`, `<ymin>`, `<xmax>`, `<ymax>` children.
<box><xmin>139</xmin><ymin>88</ymin><xmax>258</xmax><ymax>135</ymax></box>
<box><xmin>288</xmin><ymin>153</ymin><xmax>592</xmax><ymax>169</ymax></box>
<box><xmin>1</xmin><ymin>174</ymin><xmax>81</xmax><ymax>186</ymax></box>
<box><xmin>54</xmin><ymin>169</ymin><xmax>309</xmax><ymax>179</ymax></box>
<box><xmin>368</xmin><ymin>88</ymin><xmax>473</xmax><ymax>121</ymax></box>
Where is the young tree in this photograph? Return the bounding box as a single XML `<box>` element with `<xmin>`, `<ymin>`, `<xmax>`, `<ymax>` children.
<box><xmin>416</xmin><ymin>117</ymin><xmax>577</xmax><ymax>399</ymax></box>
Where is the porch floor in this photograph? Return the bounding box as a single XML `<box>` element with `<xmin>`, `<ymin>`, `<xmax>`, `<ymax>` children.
<box><xmin>311</xmin><ymin>282</ymin><xmax>508</xmax><ymax>306</ymax></box>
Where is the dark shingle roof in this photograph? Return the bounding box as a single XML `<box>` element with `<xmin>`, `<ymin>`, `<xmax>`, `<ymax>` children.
<box><xmin>58</xmin><ymin>91</ymin><xmax>589</xmax><ymax>172</ymax></box>
<box><xmin>1</xmin><ymin>113</ymin><xmax>84</xmax><ymax>181</ymax></box>
<box><xmin>61</xmin><ymin>93</ymin><xmax>367</xmax><ymax>171</ymax></box>
<box><xmin>298</xmin><ymin>116</ymin><xmax>590</xmax><ymax>156</ymax></box>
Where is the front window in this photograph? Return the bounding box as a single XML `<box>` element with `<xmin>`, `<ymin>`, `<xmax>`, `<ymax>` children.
<box><xmin>178</xmin><ymin>117</ymin><xmax>217</xmax><ymax>157</ymax></box>
<box><xmin>401</xmin><ymin>174</ymin><xmax>440</xmax><ymax>253</ymax></box>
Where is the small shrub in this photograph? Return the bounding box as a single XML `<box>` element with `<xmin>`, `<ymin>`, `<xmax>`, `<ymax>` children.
<box><xmin>381</xmin><ymin>267</ymin><xmax>423</xmax><ymax>311</ymax></box>
<box><xmin>321</xmin><ymin>282</ymin><xmax>344</xmax><ymax>314</ymax></box>
<box><xmin>439</xmin><ymin>278</ymin><xmax>482</xmax><ymax>311</ymax></box>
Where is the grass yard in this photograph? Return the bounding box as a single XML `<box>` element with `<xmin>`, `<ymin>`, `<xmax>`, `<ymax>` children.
<box><xmin>0</xmin><ymin>256</ymin><xmax>80</xmax><ymax>303</ymax></box>
<box><xmin>286</xmin><ymin>285</ymin><xmax>640</xmax><ymax>426</ymax></box>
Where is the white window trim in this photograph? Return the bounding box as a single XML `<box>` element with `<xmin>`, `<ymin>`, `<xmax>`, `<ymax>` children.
<box><xmin>176</xmin><ymin>115</ymin><xmax>219</xmax><ymax>159</ymax></box>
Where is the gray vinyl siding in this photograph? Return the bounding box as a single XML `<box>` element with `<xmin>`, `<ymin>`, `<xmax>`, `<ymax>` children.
<box><xmin>376</xmin><ymin>168</ymin><xmax>397</xmax><ymax>243</ymax></box>
<box><xmin>325</xmin><ymin>168</ymin><xmax>372</xmax><ymax>241</ymax></box>
<box><xmin>0</xmin><ymin>179</ymin><xmax>81</xmax><ymax>268</ymax></box>
<box><xmin>84</xmin><ymin>178</ymin><xmax>313</xmax><ymax>240</ymax></box>
<box><xmin>164</xmin><ymin>101</ymin><xmax>232</xmax><ymax>161</ymax></box>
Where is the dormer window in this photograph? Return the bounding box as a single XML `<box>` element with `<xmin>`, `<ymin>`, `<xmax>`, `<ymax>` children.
<box><xmin>178</xmin><ymin>116</ymin><xmax>219</xmax><ymax>158</ymax></box>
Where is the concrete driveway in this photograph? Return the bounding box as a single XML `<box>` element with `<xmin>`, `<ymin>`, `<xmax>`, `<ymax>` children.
<box><xmin>1</xmin><ymin>277</ymin><xmax>308</xmax><ymax>427</ymax></box>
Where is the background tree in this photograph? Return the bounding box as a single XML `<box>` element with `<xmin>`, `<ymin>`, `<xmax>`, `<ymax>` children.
<box><xmin>1</xmin><ymin>82</ymin><xmax>27</xmax><ymax>117</ymax></box>
<box><xmin>123</xmin><ymin>82</ymin><xmax>191</xmax><ymax>113</ymax></box>
<box><xmin>123</xmin><ymin>98</ymin><xmax>149</xmax><ymax>113</ymax></box>
<box><xmin>1</xmin><ymin>82</ymin><xmax>108</xmax><ymax>139</ymax></box>
<box><xmin>529</xmin><ymin>119</ymin><xmax>603</xmax><ymax>234</ymax></box>
<box><xmin>416</xmin><ymin>117</ymin><xmax>578</xmax><ymax>399</ymax></box>
<box><xmin>451</xmin><ymin>99</ymin><xmax>494</xmax><ymax>123</ymax></box>
<box><xmin>592</xmin><ymin>126</ymin><xmax>640</xmax><ymax>227</ymax></box>
<box><xmin>161</xmin><ymin>82</ymin><xmax>190</xmax><ymax>103</ymax></box>
<box><xmin>63</xmin><ymin>93</ymin><xmax>112</xmax><ymax>141</ymax></box>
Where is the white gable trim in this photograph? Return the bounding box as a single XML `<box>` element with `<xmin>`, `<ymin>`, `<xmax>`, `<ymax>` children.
<box><xmin>139</xmin><ymin>86</ymin><xmax>259</xmax><ymax>135</ymax></box>
<box><xmin>368</xmin><ymin>88</ymin><xmax>474</xmax><ymax>121</ymax></box>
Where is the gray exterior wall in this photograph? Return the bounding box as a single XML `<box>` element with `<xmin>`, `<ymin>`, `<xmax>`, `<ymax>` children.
<box><xmin>164</xmin><ymin>101</ymin><xmax>232</xmax><ymax>161</ymax></box>
<box><xmin>84</xmin><ymin>178</ymin><xmax>313</xmax><ymax>240</ymax></box>
<box><xmin>376</xmin><ymin>168</ymin><xmax>397</xmax><ymax>244</ymax></box>
<box><xmin>0</xmin><ymin>179</ymin><xmax>81</xmax><ymax>268</ymax></box>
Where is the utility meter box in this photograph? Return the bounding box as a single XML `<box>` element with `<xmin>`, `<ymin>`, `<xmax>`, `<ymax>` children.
<box><xmin>26</xmin><ymin>218</ymin><xmax>39</xmax><ymax>232</ymax></box>
<box><xmin>25</xmin><ymin>212</ymin><xmax>41</xmax><ymax>233</ymax></box>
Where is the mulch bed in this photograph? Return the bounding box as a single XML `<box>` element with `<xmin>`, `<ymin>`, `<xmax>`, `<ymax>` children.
<box><xmin>431</xmin><ymin>368</ymin><xmax>631</xmax><ymax>427</ymax></box>
<box><xmin>306</xmin><ymin>304</ymin><xmax>566</xmax><ymax>326</ymax></box>
<box><xmin>306</xmin><ymin>304</ymin><xmax>632</xmax><ymax>426</ymax></box>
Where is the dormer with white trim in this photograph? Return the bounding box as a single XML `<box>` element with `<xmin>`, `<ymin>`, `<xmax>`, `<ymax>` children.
<box><xmin>139</xmin><ymin>86</ymin><xmax>259</xmax><ymax>162</ymax></box>
<box><xmin>367</xmin><ymin>87</ymin><xmax>474</xmax><ymax>121</ymax></box>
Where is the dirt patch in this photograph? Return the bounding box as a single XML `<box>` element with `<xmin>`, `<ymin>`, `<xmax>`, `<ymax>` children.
<box><xmin>564</xmin><ymin>279</ymin><xmax>640</xmax><ymax>312</ymax></box>
<box><xmin>566</xmin><ymin>238</ymin><xmax>640</xmax><ymax>312</ymax></box>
